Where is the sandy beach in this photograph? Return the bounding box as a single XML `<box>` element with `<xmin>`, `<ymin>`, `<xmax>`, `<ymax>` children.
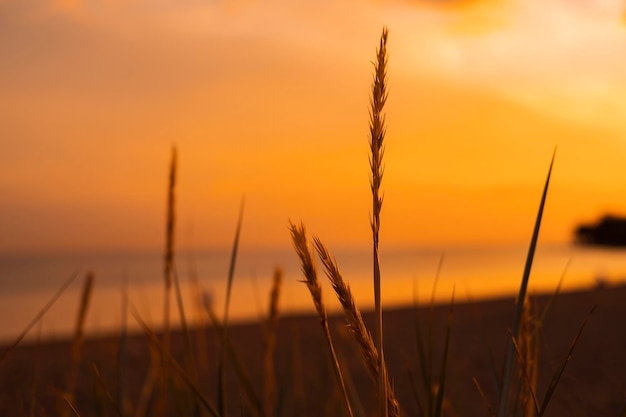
<box><xmin>1</xmin><ymin>283</ymin><xmax>624</xmax><ymax>417</ymax></box>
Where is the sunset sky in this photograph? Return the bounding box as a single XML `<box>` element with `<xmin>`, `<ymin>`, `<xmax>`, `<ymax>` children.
<box><xmin>2</xmin><ymin>0</ymin><xmax>626</xmax><ymax>253</ymax></box>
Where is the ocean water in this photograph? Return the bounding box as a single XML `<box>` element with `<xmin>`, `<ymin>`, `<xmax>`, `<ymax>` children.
<box><xmin>1</xmin><ymin>243</ymin><xmax>625</xmax><ymax>343</ymax></box>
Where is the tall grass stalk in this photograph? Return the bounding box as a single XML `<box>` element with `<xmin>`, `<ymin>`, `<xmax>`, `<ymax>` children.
<box><xmin>289</xmin><ymin>221</ymin><xmax>355</xmax><ymax>417</ymax></box>
<box><xmin>163</xmin><ymin>145</ymin><xmax>177</xmax><ymax>349</ymax></box>
<box><xmin>218</xmin><ymin>197</ymin><xmax>245</xmax><ymax>415</ymax></box>
<box><xmin>159</xmin><ymin>145</ymin><xmax>177</xmax><ymax>417</ymax></box>
<box><xmin>369</xmin><ymin>27</ymin><xmax>389</xmax><ymax>417</ymax></box>
<box><xmin>497</xmin><ymin>151</ymin><xmax>555</xmax><ymax>417</ymax></box>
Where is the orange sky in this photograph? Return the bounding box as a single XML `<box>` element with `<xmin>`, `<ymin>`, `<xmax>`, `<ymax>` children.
<box><xmin>1</xmin><ymin>0</ymin><xmax>626</xmax><ymax>252</ymax></box>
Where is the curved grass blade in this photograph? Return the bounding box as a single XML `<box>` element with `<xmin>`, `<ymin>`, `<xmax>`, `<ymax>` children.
<box><xmin>497</xmin><ymin>150</ymin><xmax>555</xmax><ymax>417</ymax></box>
<box><xmin>224</xmin><ymin>197</ymin><xmax>245</xmax><ymax>327</ymax></box>
<box><xmin>0</xmin><ymin>270</ymin><xmax>80</xmax><ymax>366</ymax></box>
<box><xmin>433</xmin><ymin>289</ymin><xmax>454</xmax><ymax>417</ymax></box>
<box><xmin>538</xmin><ymin>305</ymin><xmax>596</xmax><ymax>416</ymax></box>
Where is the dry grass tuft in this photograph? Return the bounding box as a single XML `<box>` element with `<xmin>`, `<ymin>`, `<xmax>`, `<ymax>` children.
<box><xmin>289</xmin><ymin>221</ymin><xmax>355</xmax><ymax>417</ymax></box>
<box><xmin>314</xmin><ymin>237</ymin><xmax>400</xmax><ymax>417</ymax></box>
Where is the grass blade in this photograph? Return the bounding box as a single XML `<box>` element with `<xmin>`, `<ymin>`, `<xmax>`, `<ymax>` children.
<box><xmin>0</xmin><ymin>270</ymin><xmax>79</xmax><ymax>366</ymax></box>
<box><xmin>92</xmin><ymin>363</ymin><xmax>124</xmax><ymax>417</ymax></box>
<box><xmin>64</xmin><ymin>271</ymin><xmax>95</xmax><ymax>417</ymax></box>
<box><xmin>204</xmin><ymin>302</ymin><xmax>265</xmax><ymax>417</ymax></box>
<box><xmin>538</xmin><ymin>305</ymin><xmax>596</xmax><ymax>416</ymax></box>
<box><xmin>433</xmin><ymin>289</ymin><xmax>454</xmax><ymax>417</ymax></box>
<box><xmin>497</xmin><ymin>150</ymin><xmax>555</xmax><ymax>417</ymax></box>
<box><xmin>218</xmin><ymin>196</ymin><xmax>245</xmax><ymax>415</ymax></box>
<box><xmin>28</xmin><ymin>321</ymin><xmax>44</xmax><ymax>417</ymax></box>
<box><xmin>473</xmin><ymin>377</ymin><xmax>495</xmax><ymax>417</ymax></box>
<box><xmin>224</xmin><ymin>197</ymin><xmax>245</xmax><ymax>327</ymax></box>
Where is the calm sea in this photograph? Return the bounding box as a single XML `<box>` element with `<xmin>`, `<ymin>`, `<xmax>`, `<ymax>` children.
<box><xmin>1</xmin><ymin>243</ymin><xmax>625</xmax><ymax>343</ymax></box>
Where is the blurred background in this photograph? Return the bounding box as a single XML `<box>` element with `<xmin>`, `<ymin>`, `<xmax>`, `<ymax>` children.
<box><xmin>2</xmin><ymin>0</ymin><xmax>626</xmax><ymax>340</ymax></box>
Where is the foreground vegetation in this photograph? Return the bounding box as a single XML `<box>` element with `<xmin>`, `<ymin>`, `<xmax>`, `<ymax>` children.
<box><xmin>0</xmin><ymin>28</ymin><xmax>601</xmax><ymax>417</ymax></box>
